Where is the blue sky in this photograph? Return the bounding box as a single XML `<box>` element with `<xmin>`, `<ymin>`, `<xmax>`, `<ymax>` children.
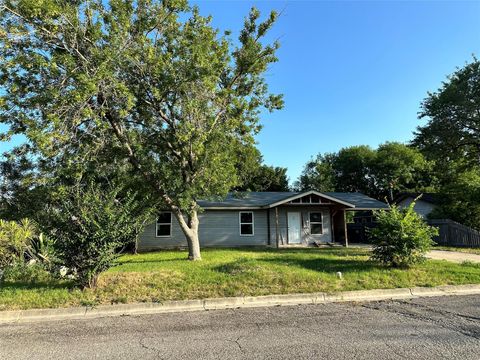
<box><xmin>1</xmin><ymin>0</ymin><xmax>480</xmax><ymax>184</ymax></box>
<box><xmin>193</xmin><ymin>0</ymin><xmax>480</xmax><ymax>182</ymax></box>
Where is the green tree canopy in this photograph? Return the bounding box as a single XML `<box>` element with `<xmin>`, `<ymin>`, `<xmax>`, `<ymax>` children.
<box><xmin>0</xmin><ymin>0</ymin><xmax>283</xmax><ymax>260</ymax></box>
<box><xmin>334</xmin><ymin>145</ymin><xmax>377</xmax><ymax>194</ymax></box>
<box><xmin>294</xmin><ymin>153</ymin><xmax>336</xmax><ymax>192</ymax></box>
<box><xmin>413</xmin><ymin>58</ymin><xmax>480</xmax><ymax>168</ymax></box>
<box><xmin>428</xmin><ymin>164</ymin><xmax>480</xmax><ymax>230</ymax></box>
<box><xmin>236</xmin><ymin>164</ymin><xmax>289</xmax><ymax>192</ymax></box>
<box><xmin>296</xmin><ymin>142</ymin><xmax>433</xmax><ymax>200</ymax></box>
<box><xmin>372</xmin><ymin>142</ymin><xmax>435</xmax><ymax>201</ymax></box>
<box><xmin>413</xmin><ymin>59</ymin><xmax>480</xmax><ymax>230</ymax></box>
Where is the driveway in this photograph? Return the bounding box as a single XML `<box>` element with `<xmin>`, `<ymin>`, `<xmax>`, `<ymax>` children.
<box><xmin>1</xmin><ymin>295</ymin><xmax>479</xmax><ymax>359</ymax></box>
<box><xmin>350</xmin><ymin>244</ymin><xmax>480</xmax><ymax>263</ymax></box>
<box><xmin>427</xmin><ymin>250</ymin><xmax>480</xmax><ymax>263</ymax></box>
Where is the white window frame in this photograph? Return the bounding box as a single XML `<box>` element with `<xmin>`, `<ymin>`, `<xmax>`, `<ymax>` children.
<box><xmin>239</xmin><ymin>211</ymin><xmax>254</xmax><ymax>236</ymax></box>
<box><xmin>156</xmin><ymin>212</ymin><xmax>172</xmax><ymax>237</ymax></box>
<box><xmin>309</xmin><ymin>211</ymin><xmax>323</xmax><ymax>235</ymax></box>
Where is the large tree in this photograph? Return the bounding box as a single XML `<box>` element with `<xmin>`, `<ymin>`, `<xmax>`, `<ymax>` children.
<box><xmin>428</xmin><ymin>164</ymin><xmax>480</xmax><ymax>230</ymax></box>
<box><xmin>413</xmin><ymin>58</ymin><xmax>480</xmax><ymax>167</ymax></box>
<box><xmin>372</xmin><ymin>142</ymin><xmax>434</xmax><ymax>201</ymax></box>
<box><xmin>0</xmin><ymin>0</ymin><xmax>283</xmax><ymax>260</ymax></box>
<box><xmin>294</xmin><ymin>153</ymin><xmax>336</xmax><ymax>192</ymax></box>
<box><xmin>295</xmin><ymin>143</ymin><xmax>434</xmax><ymax>200</ymax></box>
<box><xmin>413</xmin><ymin>59</ymin><xmax>480</xmax><ymax>229</ymax></box>
<box><xmin>296</xmin><ymin>145</ymin><xmax>376</xmax><ymax>195</ymax></box>
<box><xmin>334</xmin><ymin>145</ymin><xmax>377</xmax><ymax>195</ymax></box>
<box><xmin>236</xmin><ymin>164</ymin><xmax>290</xmax><ymax>192</ymax></box>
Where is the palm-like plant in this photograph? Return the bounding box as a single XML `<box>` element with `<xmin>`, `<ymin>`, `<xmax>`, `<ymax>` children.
<box><xmin>0</xmin><ymin>219</ymin><xmax>36</xmax><ymax>267</ymax></box>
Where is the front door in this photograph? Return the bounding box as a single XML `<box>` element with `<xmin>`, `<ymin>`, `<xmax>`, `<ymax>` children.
<box><xmin>287</xmin><ymin>212</ymin><xmax>302</xmax><ymax>244</ymax></box>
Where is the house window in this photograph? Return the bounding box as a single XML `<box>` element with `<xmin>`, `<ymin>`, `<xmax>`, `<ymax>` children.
<box><xmin>239</xmin><ymin>211</ymin><xmax>254</xmax><ymax>236</ymax></box>
<box><xmin>309</xmin><ymin>212</ymin><xmax>323</xmax><ymax>235</ymax></box>
<box><xmin>156</xmin><ymin>212</ymin><xmax>172</xmax><ymax>237</ymax></box>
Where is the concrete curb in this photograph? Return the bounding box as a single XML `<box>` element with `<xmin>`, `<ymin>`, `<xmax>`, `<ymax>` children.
<box><xmin>2</xmin><ymin>284</ymin><xmax>480</xmax><ymax>324</ymax></box>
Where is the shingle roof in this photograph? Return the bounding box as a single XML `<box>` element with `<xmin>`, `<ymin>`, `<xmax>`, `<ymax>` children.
<box><xmin>394</xmin><ymin>192</ymin><xmax>438</xmax><ymax>205</ymax></box>
<box><xmin>324</xmin><ymin>192</ymin><xmax>389</xmax><ymax>210</ymax></box>
<box><xmin>197</xmin><ymin>192</ymin><xmax>297</xmax><ymax>208</ymax></box>
<box><xmin>198</xmin><ymin>191</ymin><xmax>388</xmax><ymax>210</ymax></box>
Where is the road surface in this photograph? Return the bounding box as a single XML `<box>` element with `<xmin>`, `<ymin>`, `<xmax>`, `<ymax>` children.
<box><xmin>1</xmin><ymin>295</ymin><xmax>479</xmax><ymax>359</ymax></box>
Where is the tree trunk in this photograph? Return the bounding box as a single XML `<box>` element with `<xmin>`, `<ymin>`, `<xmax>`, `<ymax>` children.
<box><xmin>185</xmin><ymin>228</ymin><xmax>201</xmax><ymax>261</ymax></box>
<box><xmin>173</xmin><ymin>207</ymin><xmax>202</xmax><ymax>261</ymax></box>
<box><xmin>104</xmin><ymin>112</ymin><xmax>202</xmax><ymax>260</ymax></box>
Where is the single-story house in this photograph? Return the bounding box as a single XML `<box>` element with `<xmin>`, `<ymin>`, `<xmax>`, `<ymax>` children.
<box><xmin>137</xmin><ymin>191</ymin><xmax>387</xmax><ymax>251</ymax></box>
<box><xmin>395</xmin><ymin>193</ymin><xmax>438</xmax><ymax>218</ymax></box>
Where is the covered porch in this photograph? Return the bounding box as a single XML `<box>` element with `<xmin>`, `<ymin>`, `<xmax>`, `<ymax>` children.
<box><xmin>266</xmin><ymin>191</ymin><xmax>386</xmax><ymax>248</ymax></box>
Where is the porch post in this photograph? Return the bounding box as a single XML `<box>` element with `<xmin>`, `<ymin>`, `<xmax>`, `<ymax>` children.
<box><xmin>343</xmin><ymin>210</ymin><xmax>349</xmax><ymax>248</ymax></box>
<box><xmin>275</xmin><ymin>207</ymin><xmax>280</xmax><ymax>248</ymax></box>
<box><xmin>267</xmin><ymin>208</ymin><xmax>271</xmax><ymax>246</ymax></box>
<box><xmin>331</xmin><ymin>210</ymin><xmax>337</xmax><ymax>243</ymax></box>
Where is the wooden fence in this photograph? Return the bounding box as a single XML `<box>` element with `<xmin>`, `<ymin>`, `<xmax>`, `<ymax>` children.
<box><xmin>348</xmin><ymin>219</ymin><xmax>480</xmax><ymax>248</ymax></box>
<box><xmin>428</xmin><ymin>219</ymin><xmax>480</xmax><ymax>248</ymax></box>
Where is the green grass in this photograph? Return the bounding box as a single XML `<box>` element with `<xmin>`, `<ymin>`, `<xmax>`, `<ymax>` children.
<box><xmin>1</xmin><ymin>247</ymin><xmax>480</xmax><ymax>311</ymax></box>
<box><xmin>433</xmin><ymin>246</ymin><xmax>480</xmax><ymax>255</ymax></box>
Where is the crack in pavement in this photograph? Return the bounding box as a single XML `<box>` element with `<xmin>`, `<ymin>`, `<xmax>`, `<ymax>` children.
<box><xmin>396</xmin><ymin>300</ymin><xmax>480</xmax><ymax>322</ymax></box>
<box><xmin>138</xmin><ymin>333</ymin><xmax>165</xmax><ymax>359</ymax></box>
<box><xmin>362</xmin><ymin>300</ymin><xmax>480</xmax><ymax>341</ymax></box>
<box><xmin>233</xmin><ymin>336</ymin><xmax>245</xmax><ymax>354</ymax></box>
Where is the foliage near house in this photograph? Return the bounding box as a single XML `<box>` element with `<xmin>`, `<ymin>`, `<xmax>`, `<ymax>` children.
<box><xmin>295</xmin><ymin>142</ymin><xmax>433</xmax><ymax>201</ymax></box>
<box><xmin>0</xmin><ymin>219</ymin><xmax>35</xmax><ymax>268</ymax></box>
<box><xmin>46</xmin><ymin>183</ymin><xmax>153</xmax><ymax>288</ymax></box>
<box><xmin>0</xmin><ymin>218</ymin><xmax>56</xmax><ymax>284</ymax></box>
<box><xmin>413</xmin><ymin>58</ymin><xmax>480</xmax><ymax>230</ymax></box>
<box><xmin>370</xmin><ymin>201</ymin><xmax>438</xmax><ymax>268</ymax></box>
<box><xmin>428</xmin><ymin>166</ymin><xmax>480</xmax><ymax>230</ymax></box>
<box><xmin>236</xmin><ymin>165</ymin><xmax>290</xmax><ymax>192</ymax></box>
<box><xmin>414</xmin><ymin>57</ymin><xmax>480</xmax><ymax>169</ymax></box>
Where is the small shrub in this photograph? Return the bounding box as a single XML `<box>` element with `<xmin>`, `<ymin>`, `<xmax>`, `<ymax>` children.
<box><xmin>47</xmin><ymin>183</ymin><xmax>153</xmax><ymax>288</ymax></box>
<box><xmin>370</xmin><ymin>200</ymin><xmax>438</xmax><ymax>268</ymax></box>
<box><xmin>0</xmin><ymin>219</ymin><xmax>36</xmax><ymax>268</ymax></box>
<box><xmin>2</xmin><ymin>263</ymin><xmax>53</xmax><ymax>284</ymax></box>
<box><xmin>25</xmin><ymin>233</ymin><xmax>58</xmax><ymax>270</ymax></box>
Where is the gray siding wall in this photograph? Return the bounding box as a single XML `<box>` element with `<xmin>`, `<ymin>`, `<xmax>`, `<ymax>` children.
<box><xmin>398</xmin><ymin>198</ymin><xmax>436</xmax><ymax>218</ymax></box>
<box><xmin>137</xmin><ymin>210</ymin><xmax>268</xmax><ymax>251</ymax></box>
<box><xmin>269</xmin><ymin>206</ymin><xmax>332</xmax><ymax>246</ymax></box>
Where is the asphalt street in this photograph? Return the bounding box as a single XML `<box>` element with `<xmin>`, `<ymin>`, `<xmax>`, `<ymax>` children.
<box><xmin>1</xmin><ymin>295</ymin><xmax>479</xmax><ymax>359</ymax></box>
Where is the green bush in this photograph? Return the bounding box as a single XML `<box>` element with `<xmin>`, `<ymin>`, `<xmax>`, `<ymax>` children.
<box><xmin>0</xmin><ymin>219</ymin><xmax>36</xmax><ymax>268</ymax></box>
<box><xmin>24</xmin><ymin>233</ymin><xmax>58</xmax><ymax>271</ymax></box>
<box><xmin>47</xmin><ymin>183</ymin><xmax>153</xmax><ymax>288</ymax></box>
<box><xmin>2</xmin><ymin>262</ymin><xmax>54</xmax><ymax>284</ymax></box>
<box><xmin>370</xmin><ymin>201</ymin><xmax>438</xmax><ymax>268</ymax></box>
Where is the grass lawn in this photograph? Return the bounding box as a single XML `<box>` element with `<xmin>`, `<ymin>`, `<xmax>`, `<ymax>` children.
<box><xmin>1</xmin><ymin>247</ymin><xmax>480</xmax><ymax>311</ymax></box>
<box><xmin>433</xmin><ymin>246</ymin><xmax>480</xmax><ymax>255</ymax></box>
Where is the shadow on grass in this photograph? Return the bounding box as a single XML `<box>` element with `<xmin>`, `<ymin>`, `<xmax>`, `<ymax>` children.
<box><xmin>260</xmin><ymin>256</ymin><xmax>380</xmax><ymax>273</ymax></box>
<box><xmin>213</xmin><ymin>255</ymin><xmax>380</xmax><ymax>275</ymax></box>
<box><xmin>200</xmin><ymin>246</ymin><xmax>367</xmax><ymax>254</ymax></box>
<box><xmin>117</xmin><ymin>258</ymin><xmax>187</xmax><ymax>265</ymax></box>
<box><xmin>0</xmin><ymin>279</ymin><xmax>75</xmax><ymax>291</ymax></box>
